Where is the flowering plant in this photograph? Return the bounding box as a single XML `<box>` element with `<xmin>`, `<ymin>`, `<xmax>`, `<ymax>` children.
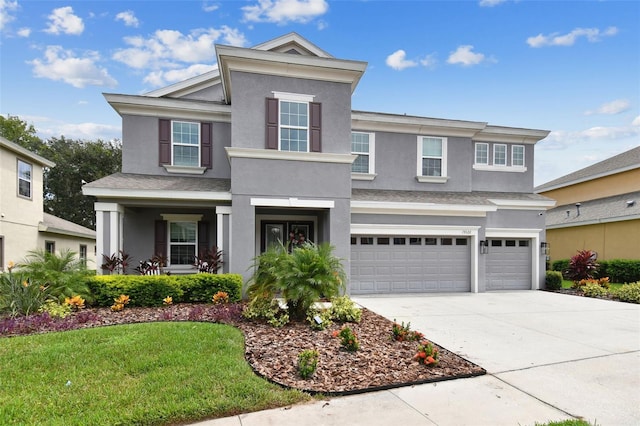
<box><xmin>332</xmin><ymin>325</ymin><xmax>360</xmax><ymax>352</ymax></box>
<box><xmin>391</xmin><ymin>319</ymin><xmax>424</xmax><ymax>342</ymax></box>
<box><xmin>212</xmin><ymin>291</ymin><xmax>229</xmax><ymax>305</ymax></box>
<box><xmin>163</xmin><ymin>296</ymin><xmax>173</xmax><ymax>306</ymax></box>
<box><xmin>414</xmin><ymin>340</ymin><xmax>439</xmax><ymax>366</ymax></box>
<box><xmin>297</xmin><ymin>349</ymin><xmax>319</xmax><ymax>379</ymax></box>
<box><xmin>64</xmin><ymin>295</ymin><xmax>85</xmax><ymax>311</ymax></box>
<box><xmin>111</xmin><ymin>294</ymin><xmax>130</xmax><ymax>312</ymax></box>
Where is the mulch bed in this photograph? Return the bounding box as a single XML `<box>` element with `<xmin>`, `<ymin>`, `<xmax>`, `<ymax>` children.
<box><xmin>1</xmin><ymin>304</ymin><xmax>485</xmax><ymax>395</ymax></box>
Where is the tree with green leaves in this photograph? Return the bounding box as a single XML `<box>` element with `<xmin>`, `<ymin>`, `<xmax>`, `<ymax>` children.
<box><xmin>0</xmin><ymin>115</ymin><xmax>46</xmax><ymax>153</ymax></box>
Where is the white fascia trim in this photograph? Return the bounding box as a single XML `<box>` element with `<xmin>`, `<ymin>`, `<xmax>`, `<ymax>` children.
<box><xmin>94</xmin><ymin>202</ymin><xmax>124</xmax><ymax>213</ymax></box>
<box><xmin>144</xmin><ymin>68</ymin><xmax>221</xmax><ymax>98</ymax></box>
<box><xmin>251</xmin><ymin>197</ymin><xmax>335</xmax><ymax>209</ymax></box>
<box><xmin>351</xmin><ymin>112</ymin><xmax>486</xmax><ymax>138</ymax></box>
<box><xmin>215</xmin><ymin>206</ymin><xmax>232</xmax><ymax>215</ymax></box>
<box><xmin>485</xmin><ymin>228</ymin><xmax>542</xmax><ymax>238</ymax></box>
<box><xmin>104</xmin><ymin>93</ymin><xmax>231</xmax><ymax>123</ymax></box>
<box><xmin>547</xmin><ymin>215</ymin><xmax>640</xmax><ymax>229</ymax></box>
<box><xmin>163</xmin><ymin>165</ymin><xmax>207</xmax><ymax>175</ymax></box>
<box><xmin>85</xmin><ymin>187</ymin><xmax>232</xmax><ymax>201</ymax></box>
<box><xmin>37</xmin><ymin>224</ymin><xmax>95</xmax><ymax>240</ymax></box>
<box><xmin>351</xmin><ymin>223</ymin><xmax>481</xmax><ymax>236</ymax></box>
<box><xmin>473</xmin><ymin>126</ymin><xmax>550</xmax><ymax>144</ymax></box>
<box><xmin>351</xmin><ymin>200</ymin><xmax>496</xmax><ymax>217</ymax></box>
<box><xmin>161</xmin><ymin>214</ymin><xmax>203</xmax><ymax>222</ymax></box>
<box><xmin>252</xmin><ymin>33</ymin><xmax>334</xmax><ymax>58</ymax></box>
<box><xmin>473</xmin><ymin>164</ymin><xmax>528</xmax><ymax>173</ymax></box>
<box><xmin>226</xmin><ymin>147</ymin><xmax>356</xmax><ymax>164</ymax></box>
<box><xmin>351</xmin><ymin>173</ymin><xmax>377</xmax><ymax>181</ymax></box>
<box><xmin>488</xmin><ymin>198</ymin><xmax>556</xmax><ymax>210</ymax></box>
<box><xmin>272</xmin><ymin>91</ymin><xmax>315</xmax><ymax>102</ymax></box>
<box><xmin>535</xmin><ymin>164</ymin><xmax>640</xmax><ymax>193</ymax></box>
<box><xmin>1</xmin><ymin>137</ymin><xmax>56</xmax><ymax>167</ymax></box>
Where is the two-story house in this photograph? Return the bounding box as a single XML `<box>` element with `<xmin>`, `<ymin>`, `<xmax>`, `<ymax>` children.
<box><xmin>83</xmin><ymin>33</ymin><xmax>554</xmax><ymax>293</ymax></box>
<box><xmin>0</xmin><ymin>136</ymin><xmax>96</xmax><ymax>270</ymax></box>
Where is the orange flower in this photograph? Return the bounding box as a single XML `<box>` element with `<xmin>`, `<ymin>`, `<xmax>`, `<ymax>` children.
<box><xmin>426</xmin><ymin>356</ymin><xmax>435</xmax><ymax>364</ymax></box>
<box><xmin>332</xmin><ymin>330</ymin><xmax>339</xmax><ymax>338</ymax></box>
<box><xmin>418</xmin><ymin>351</ymin><xmax>426</xmax><ymax>359</ymax></box>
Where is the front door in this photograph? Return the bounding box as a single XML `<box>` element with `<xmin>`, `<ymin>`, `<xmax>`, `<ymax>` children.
<box><xmin>261</xmin><ymin>220</ymin><xmax>314</xmax><ymax>252</ymax></box>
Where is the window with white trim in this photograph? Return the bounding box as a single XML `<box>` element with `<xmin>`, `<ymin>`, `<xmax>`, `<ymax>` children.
<box><xmin>474</xmin><ymin>143</ymin><xmax>489</xmax><ymax>165</ymax></box>
<box><xmin>493</xmin><ymin>144</ymin><xmax>507</xmax><ymax>166</ymax></box>
<box><xmin>79</xmin><ymin>244</ymin><xmax>88</xmax><ymax>267</ymax></box>
<box><xmin>351</xmin><ymin>132</ymin><xmax>375</xmax><ymax>174</ymax></box>
<box><xmin>45</xmin><ymin>241</ymin><xmax>55</xmax><ymax>254</ymax></box>
<box><xmin>512</xmin><ymin>145</ymin><xmax>525</xmax><ymax>167</ymax></box>
<box><xmin>280</xmin><ymin>100</ymin><xmax>308</xmax><ymax>152</ymax></box>
<box><xmin>172</xmin><ymin>121</ymin><xmax>200</xmax><ymax>167</ymax></box>
<box><xmin>169</xmin><ymin>221</ymin><xmax>197</xmax><ymax>265</ymax></box>
<box><xmin>417</xmin><ymin>136</ymin><xmax>447</xmax><ymax>178</ymax></box>
<box><xmin>17</xmin><ymin>159</ymin><xmax>32</xmax><ymax>198</ymax></box>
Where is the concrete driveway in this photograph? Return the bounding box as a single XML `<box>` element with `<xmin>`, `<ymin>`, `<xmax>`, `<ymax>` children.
<box><xmin>198</xmin><ymin>291</ymin><xmax>640</xmax><ymax>426</ymax></box>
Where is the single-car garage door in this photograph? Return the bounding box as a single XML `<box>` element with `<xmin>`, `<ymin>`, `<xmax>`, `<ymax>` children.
<box><xmin>486</xmin><ymin>239</ymin><xmax>532</xmax><ymax>290</ymax></box>
<box><xmin>350</xmin><ymin>236</ymin><xmax>471</xmax><ymax>294</ymax></box>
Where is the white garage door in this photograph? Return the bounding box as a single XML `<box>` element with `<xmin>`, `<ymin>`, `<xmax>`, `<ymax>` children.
<box><xmin>350</xmin><ymin>236</ymin><xmax>471</xmax><ymax>294</ymax></box>
<box><xmin>486</xmin><ymin>239</ymin><xmax>532</xmax><ymax>290</ymax></box>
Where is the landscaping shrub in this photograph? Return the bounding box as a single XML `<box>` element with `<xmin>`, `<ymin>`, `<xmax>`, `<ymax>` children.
<box><xmin>297</xmin><ymin>349</ymin><xmax>319</xmax><ymax>379</ymax></box>
<box><xmin>598</xmin><ymin>259</ymin><xmax>640</xmax><ymax>284</ymax></box>
<box><xmin>582</xmin><ymin>283</ymin><xmax>609</xmax><ymax>298</ymax></box>
<box><xmin>613</xmin><ymin>282</ymin><xmax>640</xmax><ymax>304</ymax></box>
<box><xmin>0</xmin><ymin>271</ymin><xmax>49</xmax><ymax>318</ymax></box>
<box><xmin>329</xmin><ymin>296</ymin><xmax>361</xmax><ymax>323</ymax></box>
<box><xmin>333</xmin><ymin>325</ymin><xmax>359</xmax><ymax>351</ymax></box>
<box><xmin>566</xmin><ymin>250</ymin><xmax>599</xmax><ymax>282</ymax></box>
<box><xmin>545</xmin><ymin>270</ymin><xmax>563</xmax><ymax>290</ymax></box>
<box><xmin>551</xmin><ymin>259</ymin><xmax>570</xmax><ymax>278</ymax></box>
<box><xmin>179</xmin><ymin>273</ymin><xmax>242</xmax><ymax>303</ymax></box>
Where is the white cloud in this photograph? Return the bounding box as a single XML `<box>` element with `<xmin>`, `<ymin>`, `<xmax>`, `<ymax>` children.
<box><xmin>420</xmin><ymin>53</ymin><xmax>438</xmax><ymax>69</ymax></box>
<box><xmin>632</xmin><ymin>116</ymin><xmax>640</xmax><ymax>126</ymax></box>
<box><xmin>585</xmin><ymin>99</ymin><xmax>631</xmax><ymax>116</ymax></box>
<box><xmin>17</xmin><ymin>27</ymin><xmax>31</xmax><ymax>37</ymax></box>
<box><xmin>143</xmin><ymin>64</ymin><xmax>217</xmax><ymax>87</ymax></box>
<box><xmin>0</xmin><ymin>0</ymin><xmax>18</xmax><ymax>31</ymax></box>
<box><xmin>242</xmin><ymin>0</ymin><xmax>328</xmax><ymax>24</ymax></box>
<box><xmin>479</xmin><ymin>0</ymin><xmax>507</xmax><ymax>7</ymax></box>
<box><xmin>113</xmin><ymin>26</ymin><xmax>247</xmax><ymax>70</ymax></box>
<box><xmin>447</xmin><ymin>45</ymin><xmax>486</xmax><ymax>66</ymax></box>
<box><xmin>386</xmin><ymin>50</ymin><xmax>417</xmax><ymax>71</ymax></box>
<box><xmin>13</xmin><ymin>114</ymin><xmax>121</xmax><ymax>141</ymax></box>
<box><xmin>44</xmin><ymin>6</ymin><xmax>84</xmax><ymax>35</ymax></box>
<box><xmin>526</xmin><ymin>26</ymin><xmax>618</xmax><ymax>48</ymax></box>
<box><xmin>30</xmin><ymin>45</ymin><xmax>117</xmax><ymax>88</ymax></box>
<box><xmin>203</xmin><ymin>3</ymin><xmax>219</xmax><ymax>12</ymax></box>
<box><xmin>115</xmin><ymin>10</ymin><xmax>139</xmax><ymax>28</ymax></box>
<box><xmin>543</xmin><ymin>124</ymin><xmax>640</xmax><ymax>150</ymax></box>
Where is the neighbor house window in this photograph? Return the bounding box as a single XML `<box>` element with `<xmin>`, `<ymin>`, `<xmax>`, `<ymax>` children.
<box><xmin>417</xmin><ymin>136</ymin><xmax>447</xmax><ymax>178</ymax></box>
<box><xmin>493</xmin><ymin>144</ymin><xmax>507</xmax><ymax>166</ymax></box>
<box><xmin>351</xmin><ymin>132</ymin><xmax>375</xmax><ymax>174</ymax></box>
<box><xmin>45</xmin><ymin>241</ymin><xmax>55</xmax><ymax>254</ymax></box>
<box><xmin>17</xmin><ymin>159</ymin><xmax>32</xmax><ymax>198</ymax></box>
<box><xmin>512</xmin><ymin>145</ymin><xmax>525</xmax><ymax>167</ymax></box>
<box><xmin>79</xmin><ymin>245</ymin><xmax>87</xmax><ymax>267</ymax></box>
<box><xmin>169</xmin><ymin>221</ymin><xmax>197</xmax><ymax>265</ymax></box>
<box><xmin>172</xmin><ymin>121</ymin><xmax>200</xmax><ymax>167</ymax></box>
<box><xmin>475</xmin><ymin>143</ymin><xmax>489</xmax><ymax>165</ymax></box>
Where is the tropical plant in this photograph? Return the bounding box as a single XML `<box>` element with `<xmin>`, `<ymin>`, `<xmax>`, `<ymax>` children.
<box><xmin>333</xmin><ymin>325</ymin><xmax>359</xmax><ymax>352</ymax></box>
<box><xmin>391</xmin><ymin>319</ymin><xmax>424</xmax><ymax>342</ymax></box>
<box><xmin>297</xmin><ymin>349</ymin><xmax>319</xmax><ymax>379</ymax></box>
<box><xmin>565</xmin><ymin>250</ymin><xmax>599</xmax><ymax>282</ymax></box>
<box><xmin>582</xmin><ymin>283</ymin><xmax>609</xmax><ymax>298</ymax></box>
<box><xmin>194</xmin><ymin>246</ymin><xmax>224</xmax><ymax>273</ymax></box>
<box><xmin>0</xmin><ymin>271</ymin><xmax>49</xmax><ymax>318</ymax></box>
<box><xmin>613</xmin><ymin>282</ymin><xmax>640</xmax><ymax>304</ymax></box>
<box><xmin>329</xmin><ymin>296</ymin><xmax>361</xmax><ymax>323</ymax></box>
<box><xmin>414</xmin><ymin>340</ymin><xmax>439</xmax><ymax>366</ymax></box>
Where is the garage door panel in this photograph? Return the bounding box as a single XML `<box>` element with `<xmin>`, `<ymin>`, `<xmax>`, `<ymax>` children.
<box><xmin>486</xmin><ymin>239</ymin><xmax>532</xmax><ymax>291</ymax></box>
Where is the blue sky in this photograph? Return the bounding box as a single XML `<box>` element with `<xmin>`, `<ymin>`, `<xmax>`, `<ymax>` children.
<box><xmin>1</xmin><ymin>0</ymin><xmax>638</xmax><ymax>186</ymax></box>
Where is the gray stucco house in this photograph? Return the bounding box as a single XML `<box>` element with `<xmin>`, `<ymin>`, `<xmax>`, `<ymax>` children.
<box><xmin>83</xmin><ymin>33</ymin><xmax>555</xmax><ymax>293</ymax></box>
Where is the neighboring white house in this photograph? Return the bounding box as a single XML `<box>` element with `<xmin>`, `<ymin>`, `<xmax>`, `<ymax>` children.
<box><xmin>0</xmin><ymin>136</ymin><xmax>96</xmax><ymax>270</ymax></box>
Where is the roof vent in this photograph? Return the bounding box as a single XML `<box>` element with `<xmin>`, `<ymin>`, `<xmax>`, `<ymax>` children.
<box><xmin>627</xmin><ymin>200</ymin><xmax>636</xmax><ymax>207</ymax></box>
<box><xmin>575</xmin><ymin>202</ymin><xmax>581</xmax><ymax>216</ymax></box>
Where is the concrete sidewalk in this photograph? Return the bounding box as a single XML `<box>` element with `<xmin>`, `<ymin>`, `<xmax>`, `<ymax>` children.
<box><xmin>194</xmin><ymin>291</ymin><xmax>640</xmax><ymax>426</ymax></box>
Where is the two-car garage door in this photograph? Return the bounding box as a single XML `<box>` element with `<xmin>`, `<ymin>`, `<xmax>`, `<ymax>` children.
<box><xmin>350</xmin><ymin>236</ymin><xmax>470</xmax><ymax>294</ymax></box>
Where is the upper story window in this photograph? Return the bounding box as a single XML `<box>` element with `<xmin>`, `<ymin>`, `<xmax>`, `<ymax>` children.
<box><xmin>474</xmin><ymin>143</ymin><xmax>489</xmax><ymax>165</ymax></box>
<box><xmin>351</xmin><ymin>132</ymin><xmax>375</xmax><ymax>177</ymax></box>
<box><xmin>172</xmin><ymin>121</ymin><xmax>200</xmax><ymax>166</ymax></box>
<box><xmin>416</xmin><ymin>136</ymin><xmax>448</xmax><ymax>183</ymax></box>
<box><xmin>493</xmin><ymin>144</ymin><xmax>507</xmax><ymax>166</ymax></box>
<box><xmin>17</xmin><ymin>159</ymin><xmax>32</xmax><ymax>199</ymax></box>
<box><xmin>512</xmin><ymin>145</ymin><xmax>525</xmax><ymax>167</ymax></box>
<box><xmin>159</xmin><ymin>119</ymin><xmax>212</xmax><ymax>174</ymax></box>
<box><xmin>266</xmin><ymin>92</ymin><xmax>321</xmax><ymax>153</ymax></box>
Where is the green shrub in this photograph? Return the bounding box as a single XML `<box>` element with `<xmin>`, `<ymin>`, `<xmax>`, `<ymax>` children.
<box><xmin>598</xmin><ymin>260</ymin><xmax>640</xmax><ymax>283</ymax></box>
<box><xmin>329</xmin><ymin>296</ymin><xmax>361</xmax><ymax>323</ymax></box>
<box><xmin>242</xmin><ymin>294</ymin><xmax>289</xmax><ymax>327</ymax></box>
<box><xmin>297</xmin><ymin>349</ymin><xmax>319</xmax><ymax>379</ymax></box>
<box><xmin>545</xmin><ymin>270</ymin><xmax>563</xmax><ymax>290</ymax></box>
<box><xmin>0</xmin><ymin>272</ymin><xmax>49</xmax><ymax>317</ymax></box>
<box><xmin>582</xmin><ymin>283</ymin><xmax>609</xmax><ymax>298</ymax></box>
<box><xmin>178</xmin><ymin>273</ymin><xmax>242</xmax><ymax>303</ymax></box>
<box><xmin>334</xmin><ymin>325</ymin><xmax>359</xmax><ymax>352</ymax></box>
<box><xmin>613</xmin><ymin>282</ymin><xmax>640</xmax><ymax>304</ymax></box>
<box><xmin>39</xmin><ymin>300</ymin><xmax>72</xmax><ymax>318</ymax></box>
<box><xmin>551</xmin><ymin>259</ymin><xmax>570</xmax><ymax>277</ymax></box>
<box><xmin>306</xmin><ymin>307</ymin><xmax>333</xmax><ymax>330</ymax></box>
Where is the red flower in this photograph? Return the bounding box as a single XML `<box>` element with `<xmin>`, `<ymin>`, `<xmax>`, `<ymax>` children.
<box><xmin>417</xmin><ymin>351</ymin><xmax>426</xmax><ymax>359</ymax></box>
<box><xmin>332</xmin><ymin>330</ymin><xmax>339</xmax><ymax>338</ymax></box>
<box><xmin>426</xmin><ymin>356</ymin><xmax>435</xmax><ymax>364</ymax></box>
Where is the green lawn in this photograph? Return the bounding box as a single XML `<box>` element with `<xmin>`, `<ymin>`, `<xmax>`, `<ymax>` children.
<box><xmin>561</xmin><ymin>280</ymin><xmax>624</xmax><ymax>291</ymax></box>
<box><xmin>0</xmin><ymin>322</ymin><xmax>310</xmax><ymax>425</ymax></box>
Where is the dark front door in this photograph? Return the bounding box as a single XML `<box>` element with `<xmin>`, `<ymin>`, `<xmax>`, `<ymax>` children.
<box><xmin>261</xmin><ymin>220</ymin><xmax>314</xmax><ymax>252</ymax></box>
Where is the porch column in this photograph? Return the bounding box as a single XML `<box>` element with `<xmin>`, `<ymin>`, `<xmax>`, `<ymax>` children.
<box><xmin>216</xmin><ymin>206</ymin><xmax>232</xmax><ymax>274</ymax></box>
<box><xmin>94</xmin><ymin>202</ymin><xmax>124</xmax><ymax>275</ymax></box>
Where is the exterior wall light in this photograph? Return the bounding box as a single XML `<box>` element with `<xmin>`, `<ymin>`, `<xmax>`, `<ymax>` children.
<box><xmin>479</xmin><ymin>240</ymin><xmax>489</xmax><ymax>254</ymax></box>
<box><xmin>540</xmin><ymin>242</ymin><xmax>550</xmax><ymax>256</ymax></box>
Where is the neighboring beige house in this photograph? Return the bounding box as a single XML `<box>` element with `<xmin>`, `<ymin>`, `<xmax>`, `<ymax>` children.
<box><xmin>535</xmin><ymin>146</ymin><xmax>640</xmax><ymax>263</ymax></box>
<box><xmin>0</xmin><ymin>136</ymin><xmax>96</xmax><ymax>271</ymax></box>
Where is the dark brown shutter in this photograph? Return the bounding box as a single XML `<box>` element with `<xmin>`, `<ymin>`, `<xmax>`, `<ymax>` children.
<box><xmin>201</xmin><ymin>122</ymin><xmax>212</xmax><ymax>169</ymax></box>
<box><xmin>198</xmin><ymin>221</ymin><xmax>209</xmax><ymax>255</ymax></box>
<box><xmin>310</xmin><ymin>102</ymin><xmax>321</xmax><ymax>152</ymax></box>
<box><xmin>265</xmin><ymin>98</ymin><xmax>279</xmax><ymax>150</ymax></box>
<box><xmin>154</xmin><ymin>220</ymin><xmax>167</xmax><ymax>258</ymax></box>
<box><xmin>159</xmin><ymin>119</ymin><xmax>171</xmax><ymax>165</ymax></box>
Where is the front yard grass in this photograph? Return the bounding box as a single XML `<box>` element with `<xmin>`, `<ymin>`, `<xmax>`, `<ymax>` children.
<box><xmin>0</xmin><ymin>322</ymin><xmax>310</xmax><ymax>425</ymax></box>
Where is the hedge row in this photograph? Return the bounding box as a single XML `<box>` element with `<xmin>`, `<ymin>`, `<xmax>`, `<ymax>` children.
<box><xmin>551</xmin><ymin>259</ymin><xmax>640</xmax><ymax>283</ymax></box>
<box><xmin>85</xmin><ymin>273</ymin><xmax>243</xmax><ymax>308</ymax></box>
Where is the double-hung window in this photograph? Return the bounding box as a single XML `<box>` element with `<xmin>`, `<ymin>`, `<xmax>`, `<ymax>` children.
<box><xmin>17</xmin><ymin>159</ymin><xmax>32</xmax><ymax>198</ymax></box>
<box><xmin>417</xmin><ymin>136</ymin><xmax>447</xmax><ymax>182</ymax></box>
<box><xmin>280</xmin><ymin>100</ymin><xmax>308</xmax><ymax>152</ymax></box>
<box><xmin>351</xmin><ymin>132</ymin><xmax>375</xmax><ymax>176</ymax></box>
<box><xmin>512</xmin><ymin>145</ymin><xmax>525</xmax><ymax>167</ymax></box>
<box><xmin>169</xmin><ymin>221</ymin><xmax>197</xmax><ymax>266</ymax></box>
<box><xmin>493</xmin><ymin>144</ymin><xmax>507</xmax><ymax>166</ymax></box>
<box><xmin>266</xmin><ymin>92</ymin><xmax>321</xmax><ymax>152</ymax></box>
<box><xmin>172</xmin><ymin>121</ymin><xmax>200</xmax><ymax>167</ymax></box>
<box><xmin>474</xmin><ymin>143</ymin><xmax>489</xmax><ymax>165</ymax></box>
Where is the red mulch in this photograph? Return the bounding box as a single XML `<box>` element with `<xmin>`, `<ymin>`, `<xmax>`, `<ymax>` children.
<box><xmin>1</xmin><ymin>304</ymin><xmax>485</xmax><ymax>395</ymax></box>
